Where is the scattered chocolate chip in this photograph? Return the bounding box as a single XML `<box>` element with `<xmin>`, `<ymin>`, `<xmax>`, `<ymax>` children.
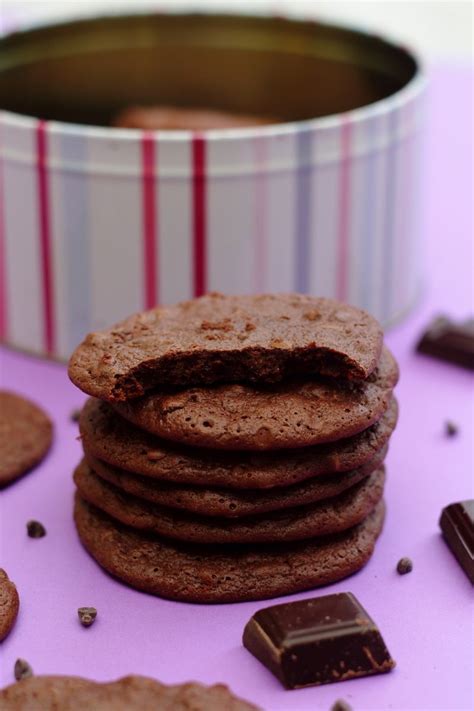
<box><xmin>70</xmin><ymin>408</ymin><xmax>81</xmax><ymax>423</ymax></box>
<box><xmin>26</xmin><ymin>520</ymin><xmax>46</xmax><ymax>538</ymax></box>
<box><xmin>396</xmin><ymin>557</ymin><xmax>413</xmax><ymax>575</ymax></box>
<box><xmin>445</xmin><ymin>421</ymin><xmax>459</xmax><ymax>437</ymax></box>
<box><xmin>331</xmin><ymin>701</ymin><xmax>352</xmax><ymax>711</ymax></box>
<box><xmin>14</xmin><ymin>659</ymin><xmax>33</xmax><ymax>681</ymax></box>
<box><xmin>78</xmin><ymin>607</ymin><xmax>97</xmax><ymax>627</ymax></box>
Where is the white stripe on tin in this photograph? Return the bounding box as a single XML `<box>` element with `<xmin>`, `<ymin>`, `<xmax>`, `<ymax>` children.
<box><xmin>308</xmin><ymin>124</ymin><xmax>342</xmax><ymax>300</ymax></box>
<box><xmin>2</xmin><ymin>122</ymin><xmax>43</xmax><ymax>353</ymax></box>
<box><xmin>85</xmin><ymin>133</ymin><xmax>142</xmax><ymax>332</ymax></box>
<box><xmin>206</xmin><ymin>137</ymin><xmax>256</xmax><ymax>294</ymax></box>
<box><xmin>157</xmin><ymin>137</ymin><xmax>193</xmax><ymax>305</ymax></box>
<box><xmin>367</xmin><ymin>112</ymin><xmax>392</xmax><ymax>322</ymax></box>
<box><xmin>262</xmin><ymin>132</ymin><xmax>297</xmax><ymax>294</ymax></box>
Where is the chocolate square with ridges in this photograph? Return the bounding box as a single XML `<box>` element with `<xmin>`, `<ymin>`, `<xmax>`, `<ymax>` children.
<box><xmin>439</xmin><ymin>500</ymin><xmax>474</xmax><ymax>584</ymax></box>
<box><xmin>243</xmin><ymin>593</ymin><xmax>395</xmax><ymax>689</ymax></box>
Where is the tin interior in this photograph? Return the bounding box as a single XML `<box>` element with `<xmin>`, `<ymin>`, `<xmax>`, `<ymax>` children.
<box><xmin>0</xmin><ymin>13</ymin><xmax>418</xmax><ymax>126</ymax></box>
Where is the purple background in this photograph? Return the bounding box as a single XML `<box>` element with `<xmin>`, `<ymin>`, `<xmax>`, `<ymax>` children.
<box><xmin>1</xmin><ymin>66</ymin><xmax>473</xmax><ymax>710</ymax></box>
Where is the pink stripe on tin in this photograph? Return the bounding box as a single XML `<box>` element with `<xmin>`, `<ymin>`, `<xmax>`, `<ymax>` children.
<box><xmin>254</xmin><ymin>136</ymin><xmax>267</xmax><ymax>293</ymax></box>
<box><xmin>192</xmin><ymin>135</ymin><xmax>207</xmax><ymax>297</ymax></box>
<box><xmin>141</xmin><ymin>133</ymin><xmax>158</xmax><ymax>308</ymax></box>
<box><xmin>336</xmin><ymin>119</ymin><xmax>352</xmax><ymax>303</ymax></box>
<box><xmin>36</xmin><ymin>121</ymin><xmax>55</xmax><ymax>355</ymax></box>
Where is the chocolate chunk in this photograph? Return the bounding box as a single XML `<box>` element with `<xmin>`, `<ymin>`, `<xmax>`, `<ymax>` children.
<box><xmin>14</xmin><ymin>659</ymin><xmax>33</xmax><ymax>681</ymax></box>
<box><xmin>416</xmin><ymin>316</ymin><xmax>474</xmax><ymax>370</ymax></box>
<box><xmin>396</xmin><ymin>557</ymin><xmax>413</xmax><ymax>575</ymax></box>
<box><xmin>78</xmin><ymin>607</ymin><xmax>97</xmax><ymax>627</ymax></box>
<box><xmin>243</xmin><ymin>593</ymin><xmax>395</xmax><ymax>689</ymax></box>
<box><xmin>439</xmin><ymin>501</ymin><xmax>474</xmax><ymax>583</ymax></box>
<box><xmin>70</xmin><ymin>408</ymin><xmax>82</xmax><ymax>423</ymax></box>
<box><xmin>445</xmin><ymin>421</ymin><xmax>459</xmax><ymax>437</ymax></box>
<box><xmin>26</xmin><ymin>520</ymin><xmax>46</xmax><ymax>538</ymax></box>
<box><xmin>331</xmin><ymin>701</ymin><xmax>352</xmax><ymax>711</ymax></box>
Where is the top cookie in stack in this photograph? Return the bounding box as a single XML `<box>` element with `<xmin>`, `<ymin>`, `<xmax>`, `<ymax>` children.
<box><xmin>69</xmin><ymin>294</ymin><xmax>398</xmax><ymax>603</ymax></box>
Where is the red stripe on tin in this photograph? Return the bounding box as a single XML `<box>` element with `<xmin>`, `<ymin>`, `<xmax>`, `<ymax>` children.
<box><xmin>336</xmin><ymin>119</ymin><xmax>352</xmax><ymax>303</ymax></box>
<box><xmin>36</xmin><ymin>121</ymin><xmax>55</xmax><ymax>355</ymax></box>
<box><xmin>192</xmin><ymin>136</ymin><xmax>207</xmax><ymax>297</ymax></box>
<box><xmin>141</xmin><ymin>133</ymin><xmax>158</xmax><ymax>308</ymax></box>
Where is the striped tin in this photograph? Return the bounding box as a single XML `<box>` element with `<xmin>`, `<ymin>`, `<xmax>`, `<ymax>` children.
<box><xmin>0</xmin><ymin>12</ymin><xmax>425</xmax><ymax>360</ymax></box>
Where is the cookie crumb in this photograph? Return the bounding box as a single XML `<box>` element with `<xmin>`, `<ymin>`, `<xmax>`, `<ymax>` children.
<box><xmin>331</xmin><ymin>700</ymin><xmax>352</xmax><ymax>711</ymax></box>
<box><xmin>146</xmin><ymin>450</ymin><xmax>166</xmax><ymax>462</ymax></box>
<box><xmin>396</xmin><ymin>557</ymin><xmax>413</xmax><ymax>575</ymax></box>
<box><xmin>445</xmin><ymin>421</ymin><xmax>459</xmax><ymax>437</ymax></box>
<box><xmin>78</xmin><ymin>607</ymin><xmax>97</xmax><ymax>627</ymax></box>
<box><xmin>70</xmin><ymin>408</ymin><xmax>81</xmax><ymax>423</ymax></box>
<box><xmin>14</xmin><ymin>659</ymin><xmax>33</xmax><ymax>681</ymax></box>
<box><xmin>26</xmin><ymin>520</ymin><xmax>46</xmax><ymax>538</ymax></box>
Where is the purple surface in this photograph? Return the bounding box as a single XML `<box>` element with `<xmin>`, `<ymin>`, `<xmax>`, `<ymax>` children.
<box><xmin>0</xmin><ymin>65</ymin><xmax>473</xmax><ymax>710</ymax></box>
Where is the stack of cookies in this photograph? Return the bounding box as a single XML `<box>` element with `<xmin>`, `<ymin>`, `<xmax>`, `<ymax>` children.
<box><xmin>69</xmin><ymin>294</ymin><xmax>398</xmax><ymax>603</ymax></box>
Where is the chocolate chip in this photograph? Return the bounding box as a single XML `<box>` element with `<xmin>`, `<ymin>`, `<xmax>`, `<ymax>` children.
<box><xmin>26</xmin><ymin>520</ymin><xmax>46</xmax><ymax>538</ymax></box>
<box><xmin>331</xmin><ymin>701</ymin><xmax>352</xmax><ymax>711</ymax></box>
<box><xmin>14</xmin><ymin>659</ymin><xmax>33</xmax><ymax>681</ymax></box>
<box><xmin>396</xmin><ymin>557</ymin><xmax>413</xmax><ymax>575</ymax></box>
<box><xmin>78</xmin><ymin>607</ymin><xmax>97</xmax><ymax>627</ymax></box>
<box><xmin>70</xmin><ymin>408</ymin><xmax>81</xmax><ymax>423</ymax></box>
<box><xmin>445</xmin><ymin>421</ymin><xmax>459</xmax><ymax>437</ymax></box>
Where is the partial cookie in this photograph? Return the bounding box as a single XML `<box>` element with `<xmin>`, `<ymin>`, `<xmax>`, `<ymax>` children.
<box><xmin>85</xmin><ymin>447</ymin><xmax>386</xmax><ymax>518</ymax></box>
<box><xmin>0</xmin><ymin>391</ymin><xmax>53</xmax><ymax>487</ymax></box>
<box><xmin>0</xmin><ymin>675</ymin><xmax>259</xmax><ymax>710</ymax></box>
<box><xmin>0</xmin><ymin>569</ymin><xmax>19</xmax><ymax>642</ymax></box>
<box><xmin>80</xmin><ymin>397</ymin><xmax>398</xmax><ymax>488</ymax></box>
<box><xmin>114</xmin><ymin>348</ymin><xmax>398</xmax><ymax>450</ymax></box>
<box><xmin>68</xmin><ymin>293</ymin><xmax>383</xmax><ymax>401</ymax></box>
<box><xmin>74</xmin><ymin>495</ymin><xmax>385</xmax><ymax>603</ymax></box>
<box><xmin>74</xmin><ymin>462</ymin><xmax>385</xmax><ymax>544</ymax></box>
<box><xmin>113</xmin><ymin>105</ymin><xmax>275</xmax><ymax>130</ymax></box>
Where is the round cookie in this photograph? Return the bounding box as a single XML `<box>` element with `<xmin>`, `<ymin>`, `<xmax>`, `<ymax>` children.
<box><xmin>80</xmin><ymin>397</ymin><xmax>398</xmax><ymax>488</ymax></box>
<box><xmin>74</xmin><ymin>495</ymin><xmax>386</xmax><ymax>603</ymax></box>
<box><xmin>85</xmin><ymin>446</ymin><xmax>387</xmax><ymax>518</ymax></box>
<box><xmin>74</xmin><ymin>463</ymin><xmax>385</xmax><ymax>544</ymax></box>
<box><xmin>0</xmin><ymin>391</ymin><xmax>53</xmax><ymax>487</ymax></box>
<box><xmin>0</xmin><ymin>675</ymin><xmax>259</xmax><ymax>710</ymax></box>
<box><xmin>114</xmin><ymin>348</ymin><xmax>398</xmax><ymax>450</ymax></box>
<box><xmin>68</xmin><ymin>293</ymin><xmax>384</xmax><ymax>401</ymax></box>
<box><xmin>113</xmin><ymin>105</ymin><xmax>275</xmax><ymax>130</ymax></box>
<box><xmin>0</xmin><ymin>569</ymin><xmax>19</xmax><ymax>642</ymax></box>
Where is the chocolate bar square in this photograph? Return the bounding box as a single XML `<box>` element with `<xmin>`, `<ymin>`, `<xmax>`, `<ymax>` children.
<box><xmin>243</xmin><ymin>593</ymin><xmax>395</xmax><ymax>689</ymax></box>
<box><xmin>440</xmin><ymin>500</ymin><xmax>474</xmax><ymax>584</ymax></box>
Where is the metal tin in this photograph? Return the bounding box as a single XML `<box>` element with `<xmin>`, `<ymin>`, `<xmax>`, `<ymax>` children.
<box><xmin>0</xmin><ymin>11</ymin><xmax>425</xmax><ymax>360</ymax></box>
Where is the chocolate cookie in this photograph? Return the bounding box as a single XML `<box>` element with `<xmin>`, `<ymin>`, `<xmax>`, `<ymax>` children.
<box><xmin>74</xmin><ymin>462</ymin><xmax>385</xmax><ymax>544</ymax></box>
<box><xmin>0</xmin><ymin>569</ymin><xmax>19</xmax><ymax>642</ymax></box>
<box><xmin>113</xmin><ymin>105</ymin><xmax>275</xmax><ymax>130</ymax></box>
<box><xmin>68</xmin><ymin>294</ymin><xmax>383</xmax><ymax>401</ymax></box>
<box><xmin>80</xmin><ymin>397</ymin><xmax>398</xmax><ymax>488</ymax></box>
<box><xmin>74</xmin><ymin>495</ymin><xmax>385</xmax><ymax>603</ymax></box>
<box><xmin>0</xmin><ymin>391</ymin><xmax>53</xmax><ymax>487</ymax></box>
<box><xmin>114</xmin><ymin>348</ymin><xmax>398</xmax><ymax>450</ymax></box>
<box><xmin>0</xmin><ymin>675</ymin><xmax>259</xmax><ymax>710</ymax></box>
<box><xmin>85</xmin><ymin>447</ymin><xmax>386</xmax><ymax>518</ymax></box>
